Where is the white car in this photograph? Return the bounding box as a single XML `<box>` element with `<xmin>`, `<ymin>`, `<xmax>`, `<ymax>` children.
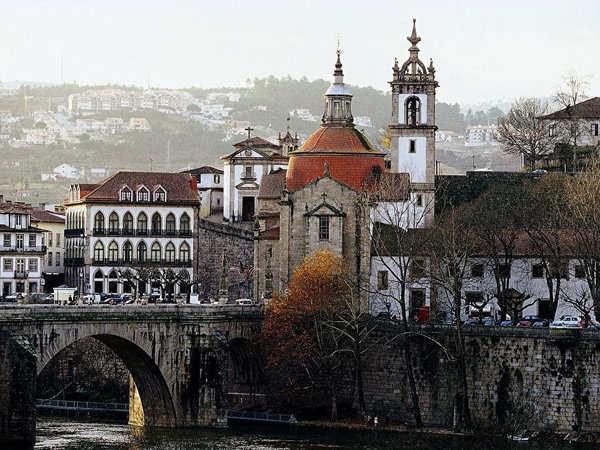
<box><xmin>550</xmin><ymin>316</ymin><xmax>582</xmax><ymax>329</ymax></box>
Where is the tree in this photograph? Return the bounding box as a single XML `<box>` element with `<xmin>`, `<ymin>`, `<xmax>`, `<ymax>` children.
<box><xmin>553</xmin><ymin>70</ymin><xmax>592</xmax><ymax>170</ymax></box>
<box><xmin>497</xmin><ymin>98</ymin><xmax>555</xmax><ymax>170</ymax></box>
<box><xmin>261</xmin><ymin>250</ymin><xmax>352</xmax><ymax>420</ymax></box>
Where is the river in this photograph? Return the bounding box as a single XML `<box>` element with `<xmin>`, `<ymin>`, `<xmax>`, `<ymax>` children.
<box><xmin>35</xmin><ymin>418</ymin><xmax>590</xmax><ymax>449</ymax></box>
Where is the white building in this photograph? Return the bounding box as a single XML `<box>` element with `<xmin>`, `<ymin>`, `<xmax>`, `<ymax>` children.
<box><xmin>63</xmin><ymin>172</ymin><xmax>200</xmax><ymax>299</ymax></box>
<box><xmin>465</xmin><ymin>124</ymin><xmax>500</xmax><ymax>146</ymax></box>
<box><xmin>181</xmin><ymin>166</ymin><xmax>224</xmax><ymax>218</ymax></box>
<box><xmin>0</xmin><ymin>198</ymin><xmax>45</xmax><ymax>298</ymax></box>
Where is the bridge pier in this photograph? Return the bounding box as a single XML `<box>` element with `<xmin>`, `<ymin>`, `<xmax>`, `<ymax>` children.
<box><xmin>0</xmin><ymin>332</ymin><xmax>36</xmax><ymax>449</ymax></box>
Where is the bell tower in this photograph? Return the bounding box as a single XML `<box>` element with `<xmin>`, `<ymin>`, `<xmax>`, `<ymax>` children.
<box><xmin>389</xmin><ymin>19</ymin><xmax>438</xmax><ymax>225</ymax></box>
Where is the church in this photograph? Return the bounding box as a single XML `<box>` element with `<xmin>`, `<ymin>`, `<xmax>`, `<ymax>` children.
<box><xmin>251</xmin><ymin>20</ymin><xmax>438</xmax><ymax>305</ymax></box>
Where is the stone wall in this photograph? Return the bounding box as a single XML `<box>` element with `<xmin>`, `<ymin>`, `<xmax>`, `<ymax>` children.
<box><xmin>361</xmin><ymin>325</ymin><xmax>600</xmax><ymax>432</ymax></box>
<box><xmin>197</xmin><ymin>219</ymin><xmax>254</xmax><ymax>300</ymax></box>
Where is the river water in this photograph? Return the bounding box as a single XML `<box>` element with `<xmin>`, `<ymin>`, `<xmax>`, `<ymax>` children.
<box><xmin>35</xmin><ymin>418</ymin><xmax>590</xmax><ymax>449</ymax></box>
<box><xmin>35</xmin><ymin>418</ymin><xmax>460</xmax><ymax>450</ymax></box>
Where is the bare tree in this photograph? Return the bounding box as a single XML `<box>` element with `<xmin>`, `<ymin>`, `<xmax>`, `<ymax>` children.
<box><xmin>553</xmin><ymin>70</ymin><xmax>592</xmax><ymax>170</ymax></box>
<box><xmin>497</xmin><ymin>98</ymin><xmax>555</xmax><ymax>170</ymax></box>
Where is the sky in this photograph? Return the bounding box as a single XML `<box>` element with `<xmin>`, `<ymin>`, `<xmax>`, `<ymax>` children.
<box><xmin>2</xmin><ymin>0</ymin><xmax>600</xmax><ymax>106</ymax></box>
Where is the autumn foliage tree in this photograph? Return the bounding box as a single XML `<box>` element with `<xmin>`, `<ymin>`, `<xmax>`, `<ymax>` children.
<box><xmin>261</xmin><ymin>250</ymin><xmax>354</xmax><ymax>420</ymax></box>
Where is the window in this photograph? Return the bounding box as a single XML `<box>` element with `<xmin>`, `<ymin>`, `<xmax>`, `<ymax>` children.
<box><xmin>28</xmin><ymin>259</ymin><xmax>37</xmax><ymax>271</ymax></box>
<box><xmin>137</xmin><ymin>188</ymin><xmax>149</xmax><ymax>202</ymax></box>
<box><xmin>532</xmin><ymin>263</ymin><xmax>544</xmax><ymax>278</ymax></box>
<box><xmin>4</xmin><ymin>259</ymin><xmax>13</xmax><ymax>271</ymax></box>
<box><xmin>165</xmin><ymin>213</ymin><xmax>176</xmax><ymax>235</ymax></box>
<box><xmin>471</xmin><ymin>264</ymin><xmax>484</xmax><ymax>278</ymax></box>
<box><xmin>318</xmin><ymin>216</ymin><xmax>330</xmax><ymax>240</ymax></box>
<box><xmin>409</xmin><ymin>140</ymin><xmax>416</xmax><ymax>153</ymax></box>
<box><xmin>405</xmin><ymin>97</ymin><xmax>421</xmax><ymax>126</ymax></box>
<box><xmin>47</xmin><ymin>252</ymin><xmax>53</xmax><ymax>266</ymax></box>
<box><xmin>16</xmin><ymin>234</ymin><xmax>23</xmax><ymax>249</ymax></box>
<box><xmin>108</xmin><ymin>212</ymin><xmax>119</xmax><ymax>234</ymax></box>
<box><xmin>410</xmin><ymin>289</ymin><xmax>425</xmax><ymax>319</ymax></box>
<box><xmin>56</xmin><ymin>232</ymin><xmax>60</xmax><ymax>247</ymax></box>
<box><xmin>180</xmin><ymin>242</ymin><xmax>190</xmax><ymax>263</ymax></box>
<box><xmin>415</xmin><ymin>194</ymin><xmax>423</xmax><ymax>207</ymax></box>
<box><xmin>55</xmin><ymin>253</ymin><xmax>60</xmax><ymax>266</ymax></box>
<box><xmin>591</xmin><ymin>123</ymin><xmax>599</xmax><ymax>137</ymax></box>
<box><xmin>466</xmin><ymin>291</ymin><xmax>484</xmax><ymax>305</ymax></box>
<box><xmin>151</xmin><ymin>242</ymin><xmax>161</xmax><ymax>262</ymax></box>
<box><xmin>137</xmin><ymin>242</ymin><xmax>147</xmax><ymax>263</ymax></box>
<box><xmin>123</xmin><ymin>241</ymin><xmax>133</xmax><ymax>263</ymax></box>
<box><xmin>245</xmin><ymin>166</ymin><xmax>253</xmax><ymax>178</ymax></box>
<box><xmin>94</xmin><ymin>212</ymin><xmax>105</xmax><ymax>232</ymax></box>
<box><xmin>214</xmin><ymin>174</ymin><xmax>220</xmax><ymax>183</ymax></box>
<box><xmin>2</xmin><ymin>234</ymin><xmax>9</xmax><ymax>247</ymax></box>
<box><xmin>108</xmin><ymin>242</ymin><xmax>118</xmax><ymax>262</ymax></box>
<box><xmin>154</xmin><ymin>188</ymin><xmax>166</xmax><ymax>202</ymax></box>
<box><xmin>151</xmin><ymin>213</ymin><xmax>162</xmax><ymax>235</ymax></box>
<box><xmin>410</xmin><ymin>259</ymin><xmax>426</xmax><ymax>279</ymax></box>
<box><xmin>137</xmin><ymin>212</ymin><xmax>148</xmax><ymax>234</ymax></box>
<box><xmin>120</xmin><ymin>188</ymin><xmax>132</xmax><ymax>201</ymax></box>
<box><xmin>165</xmin><ymin>242</ymin><xmax>175</xmax><ymax>263</ymax></box>
<box><xmin>496</xmin><ymin>264</ymin><xmax>511</xmax><ymax>278</ymax></box>
<box><xmin>377</xmin><ymin>270</ymin><xmax>389</xmax><ymax>290</ymax></box>
<box><xmin>549</xmin><ymin>124</ymin><xmax>556</xmax><ymax>137</ymax></box>
<box><xmin>47</xmin><ymin>233</ymin><xmax>53</xmax><ymax>247</ymax></box>
<box><xmin>550</xmin><ymin>261</ymin><xmax>569</xmax><ymax>279</ymax></box>
<box><xmin>94</xmin><ymin>242</ymin><xmax>105</xmax><ymax>261</ymax></box>
<box><xmin>180</xmin><ymin>213</ymin><xmax>190</xmax><ymax>235</ymax></box>
<box><xmin>575</xmin><ymin>264</ymin><xmax>586</xmax><ymax>279</ymax></box>
<box><xmin>123</xmin><ymin>213</ymin><xmax>134</xmax><ymax>234</ymax></box>
<box><xmin>29</xmin><ymin>234</ymin><xmax>36</xmax><ymax>247</ymax></box>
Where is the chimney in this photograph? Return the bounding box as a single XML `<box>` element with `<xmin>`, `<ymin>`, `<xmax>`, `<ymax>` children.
<box><xmin>0</xmin><ymin>194</ymin><xmax>3</xmax><ymax>202</ymax></box>
<box><xmin>39</xmin><ymin>202</ymin><xmax>46</xmax><ymax>211</ymax></box>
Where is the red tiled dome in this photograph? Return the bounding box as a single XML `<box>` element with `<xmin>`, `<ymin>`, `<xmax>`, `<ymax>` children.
<box><xmin>300</xmin><ymin>125</ymin><xmax>376</xmax><ymax>153</ymax></box>
<box><xmin>286</xmin><ymin>126</ymin><xmax>386</xmax><ymax>191</ymax></box>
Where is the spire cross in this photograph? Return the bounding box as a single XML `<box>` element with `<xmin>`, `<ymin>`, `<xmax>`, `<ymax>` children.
<box><xmin>245</xmin><ymin>126</ymin><xmax>254</xmax><ymax>139</ymax></box>
<box><xmin>335</xmin><ymin>33</ymin><xmax>342</xmax><ymax>55</ymax></box>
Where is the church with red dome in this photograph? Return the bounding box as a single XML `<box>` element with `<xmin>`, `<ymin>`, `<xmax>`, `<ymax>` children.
<box><xmin>253</xmin><ymin>20</ymin><xmax>437</xmax><ymax>303</ymax></box>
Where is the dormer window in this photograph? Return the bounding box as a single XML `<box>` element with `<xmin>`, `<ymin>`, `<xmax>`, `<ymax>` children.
<box><xmin>137</xmin><ymin>186</ymin><xmax>150</xmax><ymax>202</ymax></box>
<box><xmin>154</xmin><ymin>187</ymin><xmax>166</xmax><ymax>202</ymax></box>
<box><xmin>120</xmin><ymin>186</ymin><xmax>133</xmax><ymax>201</ymax></box>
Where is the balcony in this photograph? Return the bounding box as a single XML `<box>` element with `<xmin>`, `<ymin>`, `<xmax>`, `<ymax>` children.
<box><xmin>0</xmin><ymin>246</ymin><xmax>47</xmax><ymax>253</ymax></box>
<box><xmin>65</xmin><ymin>228</ymin><xmax>85</xmax><ymax>237</ymax></box>
<box><xmin>93</xmin><ymin>228</ymin><xmax>106</xmax><ymax>236</ymax></box>
<box><xmin>14</xmin><ymin>271</ymin><xmax>28</xmax><ymax>279</ymax></box>
<box><xmin>91</xmin><ymin>258</ymin><xmax>192</xmax><ymax>268</ymax></box>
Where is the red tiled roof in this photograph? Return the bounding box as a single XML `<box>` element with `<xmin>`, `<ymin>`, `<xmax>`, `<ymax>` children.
<box><xmin>286</xmin><ymin>153</ymin><xmax>386</xmax><ymax>192</ymax></box>
<box><xmin>233</xmin><ymin>136</ymin><xmax>280</xmax><ymax>149</ymax></box>
<box><xmin>539</xmin><ymin>97</ymin><xmax>600</xmax><ymax>120</ymax></box>
<box><xmin>181</xmin><ymin>166</ymin><xmax>223</xmax><ymax>175</ymax></box>
<box><xmin>82</xmin><ymin>172</ymin><xmax>199</xmax><ymax>204</ymax></box>
<box><xmin>0</xmin><ymin>202</ymin><xmax>32</xmax><ymax>214</ymax></box>
<box><xmin>259</xmin><ymin>226</ymin><xmax>280</xmax><ymax>239</ymax></box>
<box><xmin>298</xmin><ymin>125</ymin><xmax>377</xmax><ymax>153</ymax></box>
<box><xmin>30</xmin><ymin>209</ymin><xmax>65</xmax><ymax>223</ymax></box>
<box><xmin>258</xmin><ymin>169</ymin><xmax>287</xmax><ymax>199</ymax></box>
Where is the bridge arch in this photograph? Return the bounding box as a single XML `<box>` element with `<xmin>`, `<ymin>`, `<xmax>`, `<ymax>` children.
<box><xmin>36</xmin><ymin>327</ymin><xmax>177</xmax><ymax>427</ymax></box>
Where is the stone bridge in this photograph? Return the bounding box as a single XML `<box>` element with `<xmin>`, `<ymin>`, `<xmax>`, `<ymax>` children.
<box><xmin>0</xmin><ymin>304</ymin><xmax>262</xmax><ymax>449</ymax></box>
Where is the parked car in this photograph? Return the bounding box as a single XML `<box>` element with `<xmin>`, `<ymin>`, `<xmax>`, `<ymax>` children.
<box><xmin>521</xmin><ymin>315</ymin><xmax>544</xmax><ymax>325</ymax></box>
<box><xmin>4</xmin><ymin>292</ymin><xmax>25</xmax><ymax>302</ymax></box>
<box><xmin>482</xmin><ymin>318</ymin><xmax>499</xmax><ymax>326</ymax></box>
<box><xmin>516</xmin><ymin>320</ymin><xmax>532</xmax><ymax>327</ymax></box>
<box><xmin>464</xmin><ymin>318</ymin><xmax>480</xmax><ymax>326</ymax></box>
<box><xmin>235</xmin><ymin>299</ymin><xmax>253</xmax><ymax>306</ymax></box>
<box><xmin>550</xmin><ymin>316</ymin><xmax>583</xmax><ymax>329</ymax></box>
<box><xmin>500</xmin><ymin>320</ymin><xmax>513</xmax><ymax>327</ymax></box>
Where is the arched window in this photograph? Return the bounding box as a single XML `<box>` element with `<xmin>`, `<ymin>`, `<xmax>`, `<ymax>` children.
<box><xmin>151</xmin><ymin>242</ymin><xmax>161</xmax><ymax>263</ymax></box>
<box><xmin>166</xmin><ymin>213</ymin><xmax>176</xmax><ymax>236</ymax></box>
<box><xmin>180</xmin><ymin>213</ymin><xmax>190</xmax><ymax>236</ymax></box>
<box><xmin>137</xmin><ymin>212</ymin><xmax>148</xmax><ymax>235</ymax></box>
<box><xmin>165</xmin><ymin>242</ymin><xmax>176</xmax><ymax>263</ymax></box>
<box><xmin>180</xmin><ymin>242</ymin><xmax>190</xmax><ymax>263</ymax></box>
<box><xmin>108</xmin><ymin>241</ymin><xmax>118</xmax><ymax>263</ymax></box>
<box><xmin>405</xmin><ymin>97</ymin><xmax>421</xmax><ymax>126</ymax></box>
<box><xmin>94</xmin><ymin>241</ymin><xmax>105</xmax><ymax>261</ymax></box>
<box><xmin>151</xmin><ymin>213</ymin><xmax>162</xmax><ymax>236</ymax></box>
<box><xmin>94</xmin><ymin>212</ymin><xmax>105</xmax><ymax>233</ymax></box>
<box><xmin>123</xmin><ymin>212</ymin><xmax>134</xmax><ymax>235</ymax></box>
<box><xmin>123</xmin><ymin>241</ymin><xmax>133</xmax><ymax>263</ymax></box>
<box><xmin>108</xmin><ymin>212</ymin><xmax>119</xmax><ymax>234</ymax></box>
<box><xmin>137</xmin><ymin>242</ymin><xmax>147</xmax><ymax>263</ymax></box>
<box><xmin>108</xmin><ymin>270</ymin><xmax>118</xmax><ymax>293</ymax></box>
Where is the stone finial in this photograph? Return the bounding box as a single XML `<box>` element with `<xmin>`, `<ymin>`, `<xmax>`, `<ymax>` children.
<box><xmin>407</xmin><ymin>18</ymin><xmax>421</xmax><ymax>48</ymax></box>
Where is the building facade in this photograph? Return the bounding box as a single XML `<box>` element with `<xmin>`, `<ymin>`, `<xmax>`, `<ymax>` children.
<box><xmin>63</xmin><ymin>172</ymin><xmax>200</xmax><ymax>300</ymax></box>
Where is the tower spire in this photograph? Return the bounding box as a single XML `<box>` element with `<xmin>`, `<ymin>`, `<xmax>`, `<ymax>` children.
<box><xmin>322</xmin><ymin>40</ymin><xmax>353</xmax><ymax>126</ymax></box>
<box><xmin>407</xmin><ymin>18</ymin><xmax>421</xmax><ymax>59</ymax></box>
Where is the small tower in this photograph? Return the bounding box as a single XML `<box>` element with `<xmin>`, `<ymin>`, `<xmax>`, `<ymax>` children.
<box><xmin>322</xmin><ymin>47</ymin><xmax>354</xmax><ymax>126</ymax></box>
<box><xmin>389</xmin><ymin>19</ymin><xmax>438</xmax><ymax>225</ymax></box>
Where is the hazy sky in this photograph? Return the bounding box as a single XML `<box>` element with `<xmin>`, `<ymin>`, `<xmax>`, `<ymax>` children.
<box><xmin>2</xmin><ymin>0</ymin><xmax>599</xmax><ymax>105</ymax></box>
